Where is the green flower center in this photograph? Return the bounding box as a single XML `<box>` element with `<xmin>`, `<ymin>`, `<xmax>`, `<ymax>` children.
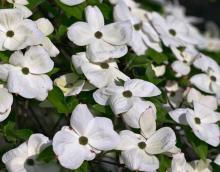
<box><xmin>6</xmin><ymin>30</ymin><xmax>14</xmax><ymax>37</ymax></box>
<box><xmin>169</xmin><ymin>29</ymin><xmax>176</xmax><ymax>36</ymax></box>
<box><xmin>100</xmin><ymin>63</ymin><xmax>109</xmax><ymax>69</ymax></box>
<box><xmin>210</xmin><ymin>75</ymin><xmax>216</xmax><ymax>82</ymax></box>
<box><xmin>95</xmin><ymin>31</ymin><xmax>103</xmax><ymax>39</ymax></box>
<box><xmin>123</xmin><ymin>90</ymin><xmax>132</xmax><ymax>98</ymax></box>
<box><xmin>79</xmin><ymin>136</ymin><xmax>88</xmax><ymax>145</ymax></box>
<box><xmin>134</xmin><ymin>23</ymin><xmax>142</xmax><ymax>31</ymax></box>
<box><xmin>138</xmin><ymin>142</ymin><xmax>146</xmax><ymax>149</ymax></box>
<box><xmin>194</xmin><ymin>117</ymin><xmax>201</xmax><ymax>124</ymax></box>
<box><xmin>177</xmin><ymin>46</ymin><xmax>186</xmax><ymax>52</ymax></box>
<box><xmin>26</xmin><ymin>158</ymin><xmax>35</xmax><ymax>166</ymax></box>
<box><xmin>22</xmin><ymin>67</ymin><xmax>30</xmax><ymax>75</ymax></box>
<box><xmin>65</xmin><ymin>83</ymin><xmax>74</xmax><ymax>88</ymax></box>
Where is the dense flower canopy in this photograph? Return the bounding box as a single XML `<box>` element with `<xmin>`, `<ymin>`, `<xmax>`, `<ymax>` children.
<box><xmin>0</xmin><ymin>0</ymin><xmax>220</xmax><ymax>172</ymax></box>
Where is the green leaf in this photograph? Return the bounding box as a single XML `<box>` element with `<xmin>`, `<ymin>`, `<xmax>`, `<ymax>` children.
<box><xmin>47</xmin><ymin>86</ymin><xmax>79</xmax><ymax>114</ymax></box>
<box><xmin>185</xmin><ymin>129</ymin><xmax>208</xmax><ymax>160</ymax></box>
<box><xmin>92</xmin><ymin>104</ymin><xmax>106</xmax><ymax>113</ymax></box>
<box><xmin>3</xmin><ymin>121</ymin><xmax>16</xmax><ymax>142</ymax></box>
<box><xmin>55</xmin><ymin>0</ymin><xmax>86</xmax><ymax>20</ymax></box>
<box><xmin>0</xmin><ymin>51</ymin><xmax>10</xmax><ymax>63</ymax></box>
<box><xmin>158</xmin><ymin>155</ymin><xmax>171</xmax><ymax>172</ymax></box>
<box><xmin>15</xmin><ymin>129</ymin><xmax>33</xmax><ymax>140</ymax></box>
<box><xmin>47</xmin><ymin>86</ymin><xmax>69</xmax><ymax>113</ymax></box>
<box><xmin>66</xmin><ymin>96</ymin><xmax>79</xmax><ymax>112</ymax></box>
<box><xmin>27</xmin><ymin>0</ymin><xmax>45</xmax><ymax>9</ymax></box>
<box><xmin>37</xmin><ymin>146</ymin><xmax>55</xmax><ymax>163</ymax></box>
<box><xmin>73</xmin><ymin>162</ymin><xmax>88</xmax><ymax>172</ymax></box>
<box><xmin>146</xmin><ymin>48</ymin><xmax>168</xmax><ymax>64</ymax></box>
<box><xmin>47</xmin><ymin>67</ymin><xmax>60</xmax><ymax>76</ymax></box>
<box><xmin>3</xmin><ymin>121</ymin><xmax>33</xmax><ymax>142</ymax></box>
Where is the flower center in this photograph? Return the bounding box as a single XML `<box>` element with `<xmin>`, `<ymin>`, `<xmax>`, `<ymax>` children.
<box><xmin>65</xmin><ymin>83</ymin><xmax>74</xmax><ymax>88</ymax></box>
<box><xmin>169</xmin><ymin>29</ymin><xmax>176</xmax><ymax>36</ymax></box>
<box><xmin>22</xmin><ymin>67</ymin><xmax>30</xmax><ymax>75</ymax></box>
<box><xmin>6</xmin><ymin>30</ymin><xmax>14</xmax><ymax>37</ymax></box>
<box><xmin>138</xmin><ymin>142</ymin><xmax>146</xmax><ymax>149</ymax></box>
<box><xmin>26</xmin><ymin>158</ymin><xmax>35</xmax><ymax>166</ymax></box>
<box><xmin>183</xmin><ymin>60</ymin><xmax>188</xmax><ymax>64</ymax></box>
<box><xmin>177</xmin><ymin>46</ymin><xmax>186</xmax><ymax>52</ymax></box>
<box><xmin>133</xmin><ymin>23</ymin><xmax>142</xmax><ymax>31</ymax></box>
<box><xmin>194</xmin><ymin>117</ymin><xmax>201</xmax><ymax>124</ymax></box>
<box><xmin>210</xmin><ymin>75</ymin><xmax>216</xmax><ymax>82</ymax></box>
<box><xmin>95</xmin><ymin>31</ymin><xmax>103</xmax><ymax>39</ymax></box>
<box><xmin>123</xmin><ymin>90</ymin><xmax>132</xmax><ymax>98</ymax></box>
<box><xmin>79</xmin><ymin>136</ymin><xmax>88</xmax><ymax>145</ymax></box>
<box><xmin>100</xmin><ymin>63</ymin><xmax>109</xmax><ymax>69</ymax></box>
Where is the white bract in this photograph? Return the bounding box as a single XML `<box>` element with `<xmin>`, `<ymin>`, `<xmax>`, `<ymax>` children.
<box><xmin>0</xmin><ymin>9</ymin><xmax>43</xmax><ymax>51</ymax></box>
<box><xmin>171</xmin><ymin>46</ymin><xmax>199</xmax><ymax>77</ymax></box>
<box><xmin>67</xmin><ymin>6</ymin><xmax>132</xmax><ymax>62</ymax></box>
<box><xmin>35</xmin><ymin>18</ymin><xmax>60</xmax><ymax>57</ymax></box>
<box><xmin>185</xmin><ymin>87</ymin><xmax>218</xmax><ymax>110</ymax></box>
<box><xmin>167</xmin><ymin>153</ymin><xmax>212</xmax><ymax>172</ymax></box>
<box><xmin>151</xmin><ymin>12</ymin><xmax>201</xmax><ymax>47</ymax></box>
<box><xmin>215</xmin><ymin>154</ymin><xmax>220</xmax><ymax>166</ymax></box>
<box><xmin>169</xmin><ymin>101</ymin><xmax>220</xmax><ymax>146</ymax></box>
<box><xmin>7</xmin><ymin>0</ymin><xmax>32</xmax><ymax>18</ymax></box>
<box><xmin>118</xmin><ymin>110</ymin><xmax>176</xmax><ymax>171</ymax></box>
<box><xmin>0</xmin><ymin>46</ymin><xmax>53</xmax><ymax>101</ymax></box>
<box><xmin>122</xmin><ymin>98</ymin><xmax>156</xmax><ymax>128</ymax></box>
<box><xmin>152</xmin><ymin>64</ymin><xmax>166</xmax><ymax>77</ymax></box>
<box><xmin>93</xmin><ymin>79</ymin><xmax>161</xmax><ymax>115</ymax></box>
<box><xmin>72</xmin><ymin>52</ymin><xmax>129</xmax><ymax>88</ymax></box>
<box><xmin>53</xmin><ymin>104</ymin><xmax>120</xmax><ymax>170</ymax></box>
<box><xmin>54</xmin><ymin>73</ymin><xmax>94</xmax><ymax>96</ymax></box>
<box><xmin>164</xmin><ymin>81</ymin><xmax>184</xmax><ymax>109</ymax></box>
<box><xmin>60</xmin><ymin>0</ymin><xmax>103</xmax><ymax>6</ymax></box>
<box><xmin>0</xmin><ymin>86</ymin><xmax>13</xmax><ymax>122</ymax></box>
<box><xmin>164</xmin><ymin>1</ymin><xmax>202</xmax><ymax>24</ymax></box>
<box><xmin>2</xmin><ymin>134</ymin><xmax>59</xmax><ymax>172</ymax></box>
<box><xmin>191</xmin><ymin>54</ymin><xmax>220</xmax><ymax>96</ymax></box>
<box><xmin>113</xmin><ymin>1</ymin><xmax>162</xmax><ymax>55</ymax></box>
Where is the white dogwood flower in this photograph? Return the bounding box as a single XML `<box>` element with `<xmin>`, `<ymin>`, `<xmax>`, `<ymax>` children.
<box><xmin>169</xmin><ymin>101</ymin><xmax>220</xmax><ymax>146</ymax></box>
<box><xmin>93</xmin><ymin>79</ymin><xmax>161</xmax><ymax>115</ymax></box>
<box><xmin>72</xmin><ymin>52</ymin><xmax>129</xmax><ymax>88</ymax></box>
<box><xmin>164</xmin><ymin>81</ymin><xmax>184</xmax><ymax>109</ymax></box>
<box><xmin>167</xmin><ymin>153</ymin><xmax>212</xmax><ymax>172</ymax></box>
<box><xmin>122</xmin><ymin>99</ymin><xmax>156</xmax><ymax>128</ymax></box>
<box><xmin>152</xmin><ymin>64</ymin><xmax>166</xmax><ymax>77</ymax></box>
<box><xmin>214</xmin><ymin>154</ymin><xmax>220</xmax><ymax>166</ymax></box>
<box><xmin>53</xmin><ymin>104</ymin><xmax>120</xmax><ymax>170</ymax></box>
<box><xmin>185</xmin><ymin>87</ymin><xmax>218</xmax><ymax>110</ymax></box>
<box><xmin>171</xmin><ymin>46</ymin><xmax>199</xmax><ymax>77</ymax></box>
<box><xmin>191</xmin><ymin>54</ymin><xmax>220</xmax><ymax>96</ymax></box>
<box><xmin>54</xmin><ymin>73</ymin><xmax>94</xmax><ymax>96</ymax></box>
<box><xmin>113</xmin><ymin>1</ymin><xmax>162</xmax><ymax>55</ymax></box>
<box><xmin>0</xmin><ymin>9</ymin><xmax>44</xmax><ymax>51</ymax></box>
<box><xmin>118</xmin><ymin>110</ymin><xmax>176</xmax><ymax>172</ymax></box>
<box><xmin>35</xmin><ymin>18</ymin><xmax>60</xmax><ymax>57</ymax></box>
<box><xmin>0</xmin><ymin>86</ymin><xmax>13</xmax><ymax>122</ymax></box>
<box><xmin>60</xmin><ymin>0</ymin><xmax>103</xmax><ymax>6</ymax></box>
<box><xmin>68</xmin><ymin>6</ymin><xmax>132</xmax><ymax>62</ymax></box>
<box><xmin>2</xmin><ymin>134</ymin><xmax>60</xmax><ymax>172</ymax></box>
<box><xmin>151</xmin><ymin>12</ymin><xmax>201</xmax><ymax>48</ymax></box>
<box><xmin>7</xmin><ymin>0</ymin><xmax>32</xmax><ymax>18</ymax></box>
<box><xmin>0</xmin><ymin>46</ymin><xmax>53</xmax><ymax>101</ymax></box>
<box><xmin>164</xmin><ymin>1</ymin><xmax>202</xmax><ymax>24</ymax></box>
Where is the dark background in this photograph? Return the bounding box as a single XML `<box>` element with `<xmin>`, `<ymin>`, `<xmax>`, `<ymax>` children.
<box><xmin>179</xmin><ymin>0</ymin><xmax>220</xmax><ymax>28</ymax></box>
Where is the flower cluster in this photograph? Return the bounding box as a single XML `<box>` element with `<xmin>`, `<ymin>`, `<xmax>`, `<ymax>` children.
<box><xmin>1</xmin><ymin>0</ymin><xmax>220</xmax><ymax>172</ymax></box>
